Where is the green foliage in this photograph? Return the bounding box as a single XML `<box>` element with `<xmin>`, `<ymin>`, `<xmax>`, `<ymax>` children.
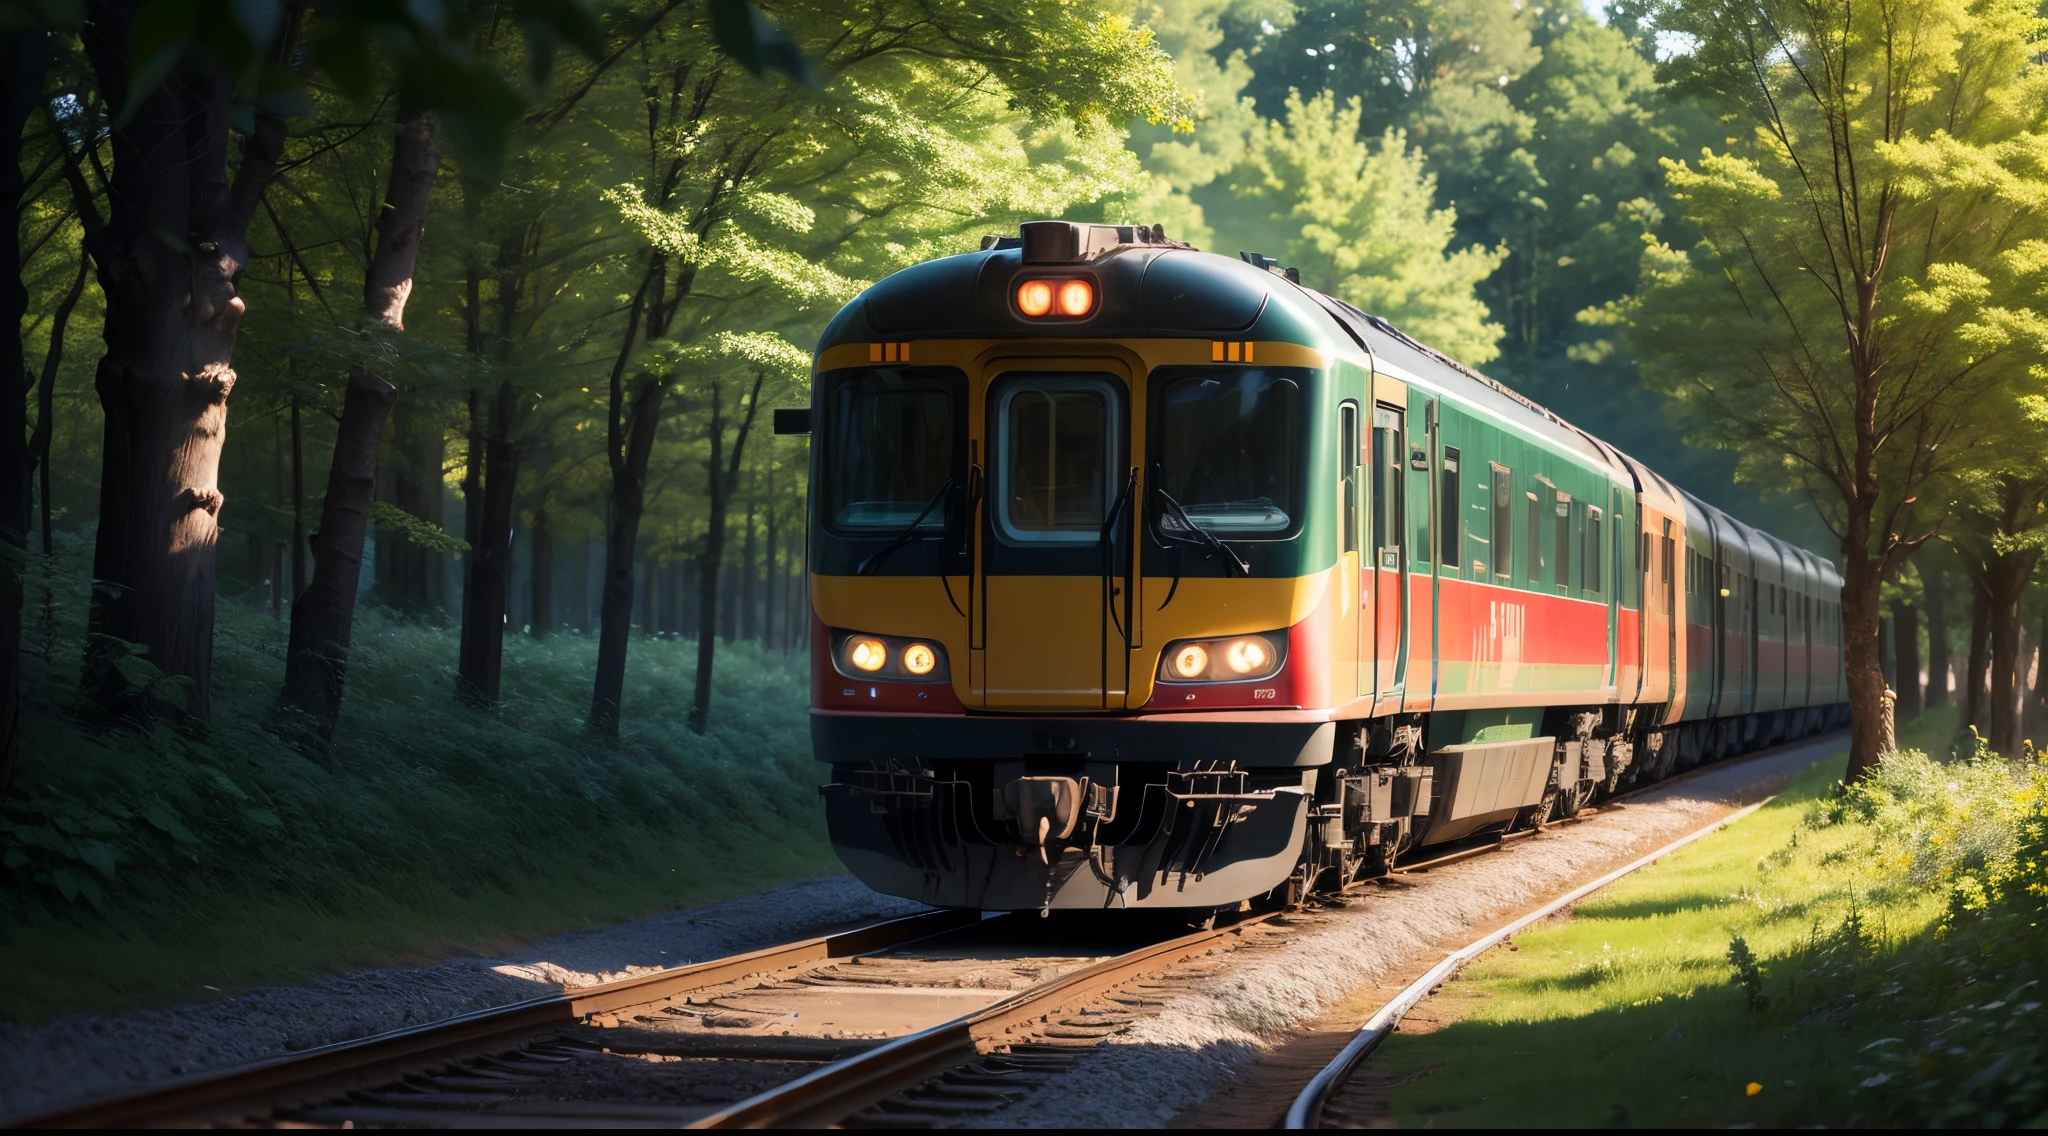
<box><xmin>369</xmin><ymin>502</ymin><xmax>470</xmax><ymax>554</ymax></box>
<box><xmin>2</xmin><ymin>536</ymin><xmax>832</xmax><ymax>1022</ymax></box>
<box><xmin>1239</xmin><ymin>90</ymin><xmax>1506</xmax><ymax>360</ymax></box>
<box><xmin>1370</xmin><ymin>742</ymin><xmax>2048</xmax><ymax>1127</ymax></box>
<box><xmin>1621</xmin><ymin>0</ymin><xmax>2048</xmax><ymax>546</ymax></box>
<box><xmin>1725</xmin><ymin>933</ymin><xmax>1767</xmax><ymax>1010</ymax></box>
<box><xmin>1221</xmin><ymin>0</ymin><xmax>1540</xmax><ymax>157</ymax></box>
<box><xmin>116</xmin><ymin>0</ymin><xmax>602</xmax><ymax>181</ymax></box>
<box><xmin>80</xmin><ymin>634</ymin><xmax>196</xmax><ymax>719</ymax></box>
<box><xmin>1814</xmin><ymin>743</ymin><xmax>2048</xmax><ymax>1125</ymax></box>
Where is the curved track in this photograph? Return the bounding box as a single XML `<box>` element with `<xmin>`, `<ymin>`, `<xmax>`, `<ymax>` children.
<box><xmin>1283</xmin><ymin>797</ymin><xmax>1776</xmax><ymax>1128</ymax></box>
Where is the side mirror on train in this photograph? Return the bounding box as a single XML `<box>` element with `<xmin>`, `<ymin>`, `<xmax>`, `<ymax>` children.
<box><xmin>773</xmin><ymin>408</ymin><xmax>811</xmax><ymax>436</ymax></box>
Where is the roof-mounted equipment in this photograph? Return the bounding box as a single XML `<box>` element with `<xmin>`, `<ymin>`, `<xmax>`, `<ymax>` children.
<box><xmin>980</xmin><ymin>221</ymin><xmax>1193</xmax><ymax>262</ymax></box>
<box><xmin>1239</xmin><ymin>251</ymin><xmax>1301</xmax><ymax>284</ymax></box>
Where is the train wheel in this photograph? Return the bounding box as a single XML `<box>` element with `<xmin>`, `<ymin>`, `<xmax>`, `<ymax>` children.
<box><xmin>1555</xmin><ymin>778</ymin><xmax>1597</xmax><ymax>818</ymax></box>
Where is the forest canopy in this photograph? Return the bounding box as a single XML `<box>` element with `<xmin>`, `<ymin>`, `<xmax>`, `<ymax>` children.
<box><xmin>4</xmin><ymin>0</ymin><xmax>2044</xmax><ymax>794</ymax></box>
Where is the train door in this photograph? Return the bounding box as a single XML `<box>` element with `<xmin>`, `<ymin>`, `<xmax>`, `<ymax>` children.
<box><xmin>974</xmin><ymin>363</ymin><xmax>1135</xmax><ymax>710</ymax></box>
<box><xmin>1369</xmin><ymin>402</ymin><xmax>1407</xmax><ymax>708</ymax></box>
<box><xmin>1342</xmin><ymin>402</ymin><xmax>1367</xmax><ymax>703</ymax></box>
<box><xmin>1663</xmin><ymin>519</ymin><xmax>1679</xmax><ymax>706</ymax></box>
<box><xmin>1601</xmin><ymin>489</ymin><xmax>1618</xmax><ymax>687</ymax></box>
<box><xmin>1405</xmin><ymin>398</ymin><xmax>1438</xmax><ymax>711</ymax></box>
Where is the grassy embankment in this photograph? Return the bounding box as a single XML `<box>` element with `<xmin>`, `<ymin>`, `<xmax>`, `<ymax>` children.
<box><xmin>1</xmin><ymin>537</ymin><xmax>837</xmax><ymax>1024</ymax></box>
<box><xmin>1376</xmin><ymin>705</ymin><xmax>2048</xmax><ymax>1128</ymax></box>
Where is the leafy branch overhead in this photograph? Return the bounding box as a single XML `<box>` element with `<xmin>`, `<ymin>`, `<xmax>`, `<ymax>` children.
<box><xmin>111</xmin><ymin>0</ymin><xmax>604</xmax><ymax>182</ymax></box>
<box><xmin>369</xmin><ymin>503</ymin><xmax>470</xmax><ymax>555</ymax></box>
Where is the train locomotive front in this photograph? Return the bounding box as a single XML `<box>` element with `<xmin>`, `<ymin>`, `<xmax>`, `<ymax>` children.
<box><xmin>784</xmin><ymin>221</ymin><xmax>1847</xmax><ymax>913</ymax></box>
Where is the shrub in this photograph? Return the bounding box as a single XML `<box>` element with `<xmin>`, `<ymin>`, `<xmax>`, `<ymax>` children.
<box><xmin>1</xmin><ymin>534</ymin><xmax>833</xmax><ymax>1019</ymax></box>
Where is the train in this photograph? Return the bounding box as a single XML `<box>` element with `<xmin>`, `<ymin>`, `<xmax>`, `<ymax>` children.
<box><xmin>777</xmin><ymin>220</ymin><xmax>1847</xmax><ymax>913</ymax></box>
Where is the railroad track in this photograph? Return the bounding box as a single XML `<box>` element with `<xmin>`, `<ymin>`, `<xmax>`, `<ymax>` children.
<box><xmin>1283</xmin><ymin>796</ymin><xmax>1777</xmax><ymax>1129</ymax></box>
<box><xmin>16</xmin><ymin>905</ymin><xmax>1285</xmax><ymax>1129</ymax></box>
<box><xmin>19</xmin><ymin>737</ymin><xmax>1839</xmax><ymax>1130</ymax></box>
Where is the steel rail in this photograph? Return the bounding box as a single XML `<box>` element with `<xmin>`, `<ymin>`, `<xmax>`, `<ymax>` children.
<box><xmin>14</xmin><ymin>908</ymin><xmax>978</xmax><ymax>1129</ymax></box>
<box><xmin>1282</xmin><ymin>796</ymin><xmax>1775</xmax><ymax>1129</ymax></box>
<box><xmin>689</xmin><ymin>911</ymin><xmax>1280</xmax><ymax>1129</ymax></box>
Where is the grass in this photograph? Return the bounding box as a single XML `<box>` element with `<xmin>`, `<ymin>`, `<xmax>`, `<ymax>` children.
<box><xmin>2</xmin><ymin>536</ymin><xmax>837</xmax><ymax>1024</ymax></box>
<box><xmin>1376</xmin><ymin>704</ymin><xmax>2048</xmax><ymax>1128</ymax></box>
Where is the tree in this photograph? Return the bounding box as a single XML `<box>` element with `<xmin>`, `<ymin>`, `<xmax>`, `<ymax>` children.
<box><xmin>1941</xmin><ymin>399</ymin><xmax>2048</xmax><ymax>754</ymax></box>
<box><xmin>276</xmin><ymin>108</ymin><xmax>439</xmax><ymax>747</ymax></box>
<box><xmin>43</xmin><ymin>0</ymin><xmax>597</xmax><ymax>722</ymax></box>
<box><xmin>1221</xmin><ymin>0</ymin><xmax>1540</xmax><ymax>160</ymax></box>
<box><xmin>583</xmin><ymin>0</ymin><xmax>1187</xmax><ymax>735</ymax></box>
<box><xmin>1622</xmin><ymin>0</ymin><xmax>2048</xmax><ymax>779</ymax></box>
<box><xmin>1240</xmin><ymin>89</ymin><xmax>1505</xmax><ymax>360</ymax></box>
<box><xmin>1882</xmin><ymin>560</ymin><xmax>1924</xmax><ymax>723</ymax></box>
<box><xmin>1</xmin><ymin>25</ymin><xmax>55</xmax><ymax>789</ymax></box>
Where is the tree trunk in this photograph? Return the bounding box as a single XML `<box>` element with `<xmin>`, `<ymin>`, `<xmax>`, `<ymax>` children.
<box><xmin>740</xmin><ymin>489</ymin><xmax>759</xmax><ymax>643</ymax></box>
<box><xmin>1985</xmin><ymin>554</ymin><xmax>2037</xmax><ymax>756</ymax></box>
<box><xmin>278</xmin><ymin>107</ymin><xmax>436</xmax><ymax>745</ymax></box>
<box><xmin>76</xmin><ymin>4</ymin><xmax>295</xmax><ymax>719</ymax></box>
<box><xmin>1840</xmin><ymin>517</ymin><xmax>1891</xmax><ymax>780</ymax></box>
<box><xmin>1</xmin><ymin>29</ymin><xmax>52</xmax><ymax>789</ymax></box>
<box><xmin>382</xmin><ymin>400</ymin><xmax>447</xmax><ymax>611</ymax></box>
<box><xmin>1925</xmin><ymin>566</ymin><xmax>1950</xmax><ymax>708</ymax></box>
<box><xmin>277</xmin><ymin>370</ymin><xmax>394</xmax><ymax>745</ymax></box>
<box><xmin>646</xmin><ymin>553</ymin><xmax>661</xmax><ymax>634</ymax></box>
<box><xmin>2029</xmin><ymin>607</ymin><xmax>2048</xmax><ymax>747</ymax></box>
<box><xmin>1894</xmin><ymin>603</ymin><xmax>1922</xmax><ymax>725</ymax></box>
<box><xmin>689</xmin><ymin>372</ymin><xmax>766</xmax><ymax>735</ymax></box>
<box><xmin>456</xmin><ymin>381</ymin><xmax>520</xmax><ymax>706</ymax></box>
<box><xmin>590</xmin><ymin>375</ymin><xmax>665</xmax><ymax>735</ymax></box>
<box><xmin>289</xmin><ymin>395</ymin><xmax>306</xmax><ymax>599</ymax></box>
<box><xmin>764</xmin><ymin>494</ymin><xmax>779</xmax><ymax>648</ymax></box>
<box><xmin>530</xmin><ymin>507</ymin><xmax>553</xmax><ymax>636</ymax></box>
<box><xmin>30</xmin><ymin>253</ymin><xmax>89</xmax><ymax>560</ymax></box>
<box><xmin>1966</xmin><ymin>574</ymin><xmax>1991</xmax><ymax>738</ymax></box>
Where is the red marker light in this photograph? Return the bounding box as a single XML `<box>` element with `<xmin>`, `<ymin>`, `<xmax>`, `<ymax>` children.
<box><xmin>1057</xmin><ymin>279</ymin><xmax>1094</xmax><ymax>316</ymax></box>
<box><xmin>1017</xmin><ymin>279</ymin><xmax>1054</xmax><ymax>317</ymax></box>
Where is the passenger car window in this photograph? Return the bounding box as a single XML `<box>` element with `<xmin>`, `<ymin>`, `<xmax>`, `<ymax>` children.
<box><xmin>1553</xmin><ymin>492</ymin><xmax>1572</xmax><ymax>589</ymax></box>
<box><xmin>1439</xmin><ymin>447</ymin><xmax>1461</xmax><ymax>567</ymax></box>
<box><xmin>1526</xmin><ymin>491</ymin><xmax>1541</xmax><ymax>583</ymax></box>
<box><xmin>1586</xmin><ymin>505</ymin><xmax>1603</xmax><ymax>595</ymax></box>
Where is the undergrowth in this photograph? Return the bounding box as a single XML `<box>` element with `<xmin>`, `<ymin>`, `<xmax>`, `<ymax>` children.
<box><xmin>1380</xmin><ymin>706</ymin><xmax>2048</xmax><ymax>1128</ymax></box>
<box><xmin>1</xmin><ymin>535</ymin><xmax>834</xmax><ymax>1023</ymax></box>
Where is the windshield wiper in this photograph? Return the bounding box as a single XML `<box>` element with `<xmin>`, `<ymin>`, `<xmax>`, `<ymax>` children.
<box><xmin>1100</xmin><ymin>468</ymin><xmax>1138</xmax><ymax>641</ymax></box>
<box><xmin>857</xmin><ymin>478</ymin><xmax>956</xmax><ymax>576</ymax></box>
<box><xmin>1152</xmin><ymin>485</ymin><xmax>1248</xmax><ymax>577</ymax></box>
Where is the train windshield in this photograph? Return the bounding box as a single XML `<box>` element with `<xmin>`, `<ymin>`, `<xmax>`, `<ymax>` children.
<box><xmin>820</xmin><ymin>367</ymin><xmax>958</xmax><ymax>531</ymax></box>
<box><xmin>1151</xmin><ymin>367</ymin><xmax>1304</xmax><ymax>534</ymax></box>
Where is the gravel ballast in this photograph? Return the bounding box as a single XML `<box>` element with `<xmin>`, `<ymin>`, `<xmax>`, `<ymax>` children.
<box><xmin>0</xmin><ymin>875</ymin><xmax>924</xmax><ymax>1121</ymax></box>
<box><xmin>981</xmin><ymin>736</ymin><xmax>1841</xmax><ymax>1129</ymax></box>
<box><xmin>2</xmin><ymin>737</ymin><xmax>1839</xmax><ymax>1125</ymax></box>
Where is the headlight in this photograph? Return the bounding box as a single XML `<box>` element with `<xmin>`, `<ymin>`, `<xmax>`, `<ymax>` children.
<box><xmin>1225</xmin><ymin>637</ymin><xmax>1271</xmax><ymax>675</ymax></box>
<box><xmin>1157</xmin><ymin>633</ymin><xmax>1284</xmax><ymax>683</ymax></box>
<box><xmin>831</xmin><ymin>631</ymin><xmax>950</xmax><ymax>683</ymax></box>
<box><xmin>902</xmin><ymin>643</ymin><xmax>937</xmax><ymax>676</ymax></box>
<box><xmin>847</xmin><ymin>637</ymin><xmax>888</xmax><ymax>672</ymax></box>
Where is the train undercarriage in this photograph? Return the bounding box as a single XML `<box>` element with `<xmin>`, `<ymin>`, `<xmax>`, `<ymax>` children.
<box><xmin>820</xmin><ymin>703</ymin><xmax>1850</xmax><ymax>913</ymax></box>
